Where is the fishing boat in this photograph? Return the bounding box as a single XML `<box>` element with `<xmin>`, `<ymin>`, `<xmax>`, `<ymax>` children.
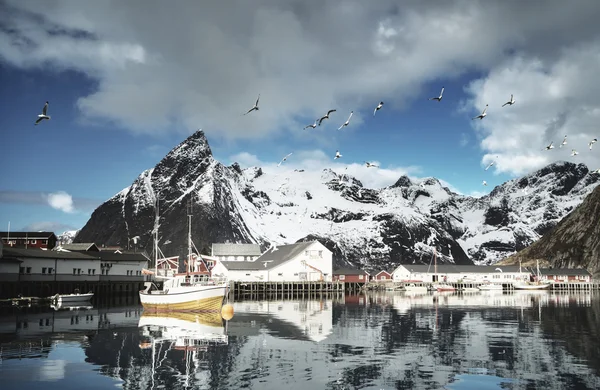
<box><xmin>477</xmin><ymin>282</ymin><xmax>503</xmax><ymax>291</ymax></box>
<box><xmin>139</xmin><ymin>201</ymin><xmax>229</xmax><ymax>312</ymax></box>
<box><xmin>52</xmin><ymin>289</ymin><xmax>94</xmax><ymax>305</ymax></box>
<box><xmin>513</xmin><ymin>260</ymin><xmax>551</xmax><ymax>290</ymax></box>
<box><xmin>430</xmin><ymin>248</ymin><xmax>456</xmax><ymax>292</ymax></box>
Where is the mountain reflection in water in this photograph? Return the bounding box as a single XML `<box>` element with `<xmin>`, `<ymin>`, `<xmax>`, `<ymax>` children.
<box><xmin>0</xmin><ymin>291</ymin><xmax>599</xmax><ymax>389</ymax></box>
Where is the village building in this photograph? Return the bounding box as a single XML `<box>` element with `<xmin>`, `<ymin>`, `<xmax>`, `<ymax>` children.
<box><xmin>373</xmin><ymin>270</ymin><xmax>392</xmax><ymax>282</ymax></box>
<box><xmin>209</xmin><ymin>241</ymin><xmax>332</xmax><ymax>282</ymax></box>
<box><xmin>538</xmin><ymin>268</ymin><xmax>592</xmax><ymax>283</ymax></box>
<box><xmin>58</xmin><ymin>243</ymin><xmax>100</xmax><ymax>252</ymax></box>
<box><xmin>211</xmin><ymin>243</ymin><xmax>261</xmax><ymax>261</ymax></box>
<box><xmin>0</xmin><ymin>231</ymin><xmax>58</xmax><ymax>250</ymax></box>
<box><xmin>392</xmin><ymin>264</ymin><xmax>526</xmax><ymax>284</ymax></box>
<box><xmin>332</xmin><ymin>268</ymin><xmax>370</xmax><ymax>283</ymax></box>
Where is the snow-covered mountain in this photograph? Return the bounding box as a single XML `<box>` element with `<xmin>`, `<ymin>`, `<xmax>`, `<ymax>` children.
<box><xmin>57</xmin><ymin>230</ymin><xmax>79</xmax><ymax>245</ymax></box>
<box><xmin>75</xmin><ymin>130</ymin><xmax>599</xmax><ymax>272</ymax></box>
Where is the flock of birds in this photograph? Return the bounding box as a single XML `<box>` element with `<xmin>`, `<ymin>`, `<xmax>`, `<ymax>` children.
<box><xmin>239</xmin><ymin>89</ymin><xmax>600</xmax><ymax>186</ymax></box>
<box><xmin>33</xmin><ymin>87</ymin><xmax>600</xmax><ymax>187</ymax></box>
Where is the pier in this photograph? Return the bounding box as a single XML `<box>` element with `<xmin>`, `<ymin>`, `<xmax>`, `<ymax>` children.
<box><xmin>230</xmin><ymin>281</ymin><xmax>345</xmax><ymax>299</ymax></box>
<box><xmin>363</xmin><ymin>281</ymin><xmax>600</xmax><ymax>292</ymax></box>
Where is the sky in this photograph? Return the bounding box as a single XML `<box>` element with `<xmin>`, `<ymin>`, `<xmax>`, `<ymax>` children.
<box><xmin>1</xmin><ymin>0</ymin><xmax>600</xmax><ymax>234</ymax></box>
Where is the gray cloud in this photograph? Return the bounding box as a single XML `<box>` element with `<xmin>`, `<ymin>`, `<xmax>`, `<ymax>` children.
<box><xmin>0</xmin><ymin>190</ymin><xmax>101</xmax><ymax>211</ymax></box>
<box><xmin>1</xmin><ymin>1</ymin><xmax>600</xmax><ymax>175</ymax></box>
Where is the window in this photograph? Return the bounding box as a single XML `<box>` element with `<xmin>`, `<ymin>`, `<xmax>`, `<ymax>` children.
<box><xmin>19</xmin><ymin>267</ymin><xmax>24</xmax><ymax>274</ymax></box>
<box><xmin>380</xmin><ymin>275</ymin><xmax>386</xmax><ymax>280</ymax></box>
<box><xmin>73</xmin><ymin>268</ymin><xmax>77</xmax><ymax>275</ymax></box>
<box><xmin>26</xmin><ymin>267</ymin><xmax>31</xmax><ymax>274</ymax></box>
<box><xmin>92</xmin><ymin>269</ymin><xmax>96</xmax><ymax>275</ymax></box>
<box><xmin>42</xmin><ymin>240</ymin><xmax>47</xmax><ymax>244</ymax></box>
<box><xmin>88</xmin><ymin>269</ymin><xmax>92</xmax><ymax>275</ymax></box>
<box><xmin>245</xmin><ymin>273</ymin><xmax>251</xmax><ymax>276</ymax></box>
<box><xmin>305</xmin><ymin>250</ymin><xmax>309</xmax><ymax>256</ymax></box>
<box><xmin>42</xmin><ymin>267</ymin><xmax>47</xmax><ymax>274</ymax></box>
<box><xmin>318</xmin><ymin>250</ymin><xmax>323</xmax><ymax>257</ymax></box>
<box><xmin>359</xmin><ymin>275</ymin><xmax>364</xmax><ymax>280</ymax></box>
<box><xmin>30</xmin><ymin>239</ymin><xmax>36</xmax><ymax>244</ymax></box>
<box><xmin>278</xmin><ymin>273</ymin><xmax>283</xmax><ymax>276</ymax></box>
<box><xmin>78</xmin><ymin>268</ymin><xmax>82</xmax><ymax>275</ymax></box>
<box><xmin>48</xmin><ymin>268</ymin><xmax>53</xmax><ymax>274</ymax></box>
<box><xmin>339</xmin><ymin>275</ymin><xmax>345</xmax><ymax>280</ymax></box>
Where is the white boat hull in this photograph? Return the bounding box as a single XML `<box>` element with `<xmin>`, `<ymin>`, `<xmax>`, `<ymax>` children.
<box><xmin>56</xmin><ymin>293</ymin><xmax>94</xmax><ymax>304</ymax></box>
<box><xmin>513</xmin><ymin>283</ymin><xmax>551</xmax><ymax>290</ymax></box>
<box><xmin>139</xmin><ymin>283</ymin><xmax>228</xmax><ymax>312</ymax></box>
<box><xmin>478</xmin><ymin>284</ymin><xmax>503</xmax><ymax>291</ymax></box>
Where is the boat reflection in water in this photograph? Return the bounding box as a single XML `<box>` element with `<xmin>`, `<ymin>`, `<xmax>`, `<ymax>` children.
<box><xmin>138</xmin><ymin>311</ymin><xmax>229</xmax><ymax>388</ymax></box>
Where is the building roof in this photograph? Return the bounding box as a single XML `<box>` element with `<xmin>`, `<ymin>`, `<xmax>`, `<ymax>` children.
<box><xmin>0</xmin><ymin>256</ymin><xmax>22</xmax><ymax>263</ymax></box>
<box><xmin>71</xmin><ymin>250</ymin><xmax>150</xmax><ymax>262</ymax></box>
<box><xmin>334</xmin><ymin>268</ymin><xmax>369</xmax><ymax>275</ymax></box>
<box><xmin>3</xmin><ymin>247</ymin><xmax>99</xmax><ymax>260</ymax></box>
<box><xmin>396</xmin><ymin>264</ymin><xmax>524</xmax><ymax>274</ymax></box>
<box><xmin>211</xmin><ymin>243</ymin><xmax>262</xmax><ymax>256</ymax></box>
<box><xmin>0</xmin><ymin>231</ymin><xmax>57</xmax><ymax>239</ymax></box>
<box><xmin>219</xmin><ymin>242</ymin><xmax>315</xmax><ymax>271</ymax></box>
<box><xmin>58</xmin><ymin>243</ymin><xmax>100</xmax><ymax>252</ymax></box>
<box><xmin>539</xmin><ymin>268</ymin><xmax>591</xmax><ymax>276</ymax></box>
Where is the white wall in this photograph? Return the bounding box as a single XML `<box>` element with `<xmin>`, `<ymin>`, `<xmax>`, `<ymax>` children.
<box><xmin>0</xmin><ymin>261</ymin><xmax>19</xmax><ymax>275</ymax></box>
<box><xmin>392</xmin><ymin>265</ymin><xmax>529</xmax><ymax>283</ymax></box>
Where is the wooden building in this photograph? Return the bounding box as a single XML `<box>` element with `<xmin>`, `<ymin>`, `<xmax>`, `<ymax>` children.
<box><xmin>0</xmin><ymin>231</ymin><xmax>57</xmax><ymax>250</ymax></box>
<box><xmin>209</xmin><ymin>241</ymin><xmax>332</xmax><ymax>282</ymax></box>
<box><xmin>373</xmin><ymin>270</ymin><xmax>392</xmax><ymax>281</ymax></box>
<box><xmin>538</xmin><ymin>268</ymin><xmax>592</xmax><ymax>283</ymax></box>
<box><xmin>211</xmin><ymin>243</ymin><xmax>261</xmax><ymax>261</ymax></box>
<box><xmin>332</xmin><ymin>268</ymin><xmax>370</xmax><ymax>283</ymax></box>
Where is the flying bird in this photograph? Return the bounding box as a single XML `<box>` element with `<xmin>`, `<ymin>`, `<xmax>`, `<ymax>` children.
<box><xmin>571</xmin><ymin>149</ymin><xmax>579</xmax><ymax>157</ymax></box>
<box><xmin>545</xmin><ymin>142</ymin><xmax>554</xmax><ymax>150</ymax></box>
<box><xmin>590</xmin><ymin>138</ymin><xmax>597</xmax><ymax>150</ymax></box>
<box><xmin>501</xmin><ymin>94</ymin><xmax>515</xmax><ymax>107</ymax></box>
<box><xmin>482</xmin><ymin>181</ymin><xmax>488</xmax><ymax>186</ymax></box>
<box><xmin>373</xmin><ymin>102</ymin><xmax>384</xmax><ymax>116</ymax></box>
<box><xmin>243</xmin><ymin>94</ymin><xmax>260</xmax><ymax>115</ymax></box>
<box><xmin>277</xmin><ymin>153</ymin><xmax>292</xmax><ymax>167</ymax></box>
<box><xmin>334</xmin><ymin>150</ymin><xmax>342</xmax><ymax>159</ymax></box>
<box><xmin>472</xmin><ymin>104</ymin><xmax>488</xmax><ymax>120</ymax></box>
<box><xmin>337</xmin><ymin>111</ymin><xmax>353</xmax><ymax>130</ymax></box>
<box><xmin>485</xmin><ymin>156</ymin><xmax>498</xmax><ymax>171</ymax></box>
<box><xmin>304</xmin><ymin>120</ymin><xmax>317</xmax><ymax>129</ymax></box>
<box><xmin>429</xmin><ymin>87</ymin><xmax>444</xmax><ymax>102</ymax></box>
<box><xmin>364</xmin><ymin>161</ymin><xmax>378</xmax><ymax>168</ymax></box>
<box><xmin>35</xmin><ymin>101</ymin><xmax>51</xmax><ymax>125</ymax></box>
<box><xmin>318</xmin><ymin>109</ymin><xmax>337</xmax><ymax>126</ymax></box>
<box><xmin>560</xmin><ymin>135</ymin><xmax>567</xmax><ymax>148</ymax></box>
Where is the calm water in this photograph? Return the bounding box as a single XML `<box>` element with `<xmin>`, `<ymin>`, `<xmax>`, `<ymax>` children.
<box><xmin>1</xmin><ymin>291</ymin><xmax>599</xmax><ymax>390</ymax></box>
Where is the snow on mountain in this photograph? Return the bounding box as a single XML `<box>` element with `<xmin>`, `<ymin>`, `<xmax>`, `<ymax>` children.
<box><xmin>57</xmin><ymin>230</ymin><xmax>79</xmax><ymax>245</ymax></box>
<box><xmin>74</xmin><ymin>130</ymin><xmax>600</xmax><ymax>271</ymax></box>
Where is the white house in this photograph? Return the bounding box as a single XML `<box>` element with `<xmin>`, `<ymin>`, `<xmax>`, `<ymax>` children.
<box><xmin>392</xmin><ymin>264</ymin><xmax>527</xmax><ymax>284</ymax></box>
<box><xmin>210</xmin><ymin>241</ymin><xmax>332</xmax><ymax>282</ymax></box>
<box><xmin>1</xmin><ymin>247</ymin><xmax>148</xmax><ymax>282</ymax></box>
<box><xmin>211</xmin><ymin>243</ymin><xmax>261</xmax><ymax>262</ymax></box>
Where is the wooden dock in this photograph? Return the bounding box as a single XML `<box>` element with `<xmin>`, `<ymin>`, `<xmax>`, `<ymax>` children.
<box><xmin>230</xmin><ymin>281</ymin><xmax>345</xmax><ymax>299</ymax></box>
<box><xmin>0</xmin><ymin>296</ymin><xmax>51</xmax><ymax>308</ymax></box>
<box><xmin>363</xmin><ymin>281</ymin><xmax>600</xmax><ymax>292</ymax></box>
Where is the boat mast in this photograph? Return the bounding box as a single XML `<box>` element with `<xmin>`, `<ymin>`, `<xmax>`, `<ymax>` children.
<box><xmin>154</xmin><ymin>196</ymin><xmax>159</xmax><ymax>276</ymax></box>
<box><xmin>187</xmin><ymin>198</ymin><xmax>192</xmax><ymax>275</ymax></box>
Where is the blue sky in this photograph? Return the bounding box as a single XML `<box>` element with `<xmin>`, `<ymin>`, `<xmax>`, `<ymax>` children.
<box><xmin>1</xmin><ymin>1</ymin><xmax>599</xmax><ymax>234</ymax></box>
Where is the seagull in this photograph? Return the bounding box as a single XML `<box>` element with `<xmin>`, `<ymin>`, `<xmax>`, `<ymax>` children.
<box><xmin>482</xmin><ymin>181</ymin><xmax>488</xmax><ymax>186</ymax></box>
<box><xmin>304</xmin><ymin>120</ymin><xmax>317</xmax><ymax>129</ymax></box>
<box><xmin>485</xmin><ymin>156</ymin><xmax>498</xmax><ymax>171</ymax></box>
<box><xmin>334</xmin><ymin>150</ymin><xmax>342</xmax><ymax>159</ymax></box>
<box><xmin>318</xmin><ymin>109</ymin><xmax>337</xmax><ymax>126</ymax></box>
<box><xmin>545</xmin><ymin>142</ymin><xmax>554</xmax><ymax>150</ymax></box>
<box><xmin>472</xmin><ymin>104</ymin><xmax>488</xmax><ymax>120</ymax></box>
<box><xmin>571</xmin><ymin>149</ymin><xmax>578</xmax><ymax>157</ymax></box>
<box><xmin>560</xmin><ymin>135</ymin><xmax>567</xmax><ymax>148</ymax></box>
<box><xmin>337</xmin><ymin>111</ymin><xmax>353</xmax><ymax>130</ymax></box>
<box><xmin>373</xmin><ymin>102</ymin><xmax>384</xmax><ymax>116</ymax></box>
<box><xmin>243</xmin><ymin>94</ymin><xmax>260</xmax><ymax>115</ymax></box>
<box><xmin>35</xmin><ymin>101</ymin><xmax>51</xmax><ymax>125</ymax></box>
<box><xmin>589</xmin><ymin>138</ymin><xmax>597</xmax><ymax>150</ymax></box>
<box><xmin>277</xmin><ymin>153</ymin><xmax>292</xmax><ymax>167</ymax></box>
<box><xmin>501</xmin><ymin>94</ymin><xmax>515</xmax><ymax>107</ymax></box>
<box><xmin>365</xmin><ymin>161</ymin><xmax>378</xmax><ymax>168</ymax></box>
<box><xmin>429</xmin><ymin>87</ymin><xmax>444</xmax><ymax>102</ymax></box>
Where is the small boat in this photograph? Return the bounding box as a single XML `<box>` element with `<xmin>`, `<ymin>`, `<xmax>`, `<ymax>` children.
<box><xmin>432</xmin><ymin>283</ymin><xmax>456</xmax><ymax>292</ymax></box>
<box><xmin>513</xmin><ymin>260</ymin><xmax>551</xmax><ymax>291</ymax></box>
<box><xmin>478</xmin><ymin>283</ymin><xmax>503</xmax><ymax>291</ymax></box>
<box><xmin>52</xmin><ymin>290</ymin><xmax>94</xmax><ymax>305</ymax></box>
<box><xmin>51</xmin><ymin>301</ymin><xmax>93</xmax><ymax>311</ymax></box>
<box><xmin>403</xmin><ymin>283</ymin><xmax>428</xmax><ymax>293</ymax></box>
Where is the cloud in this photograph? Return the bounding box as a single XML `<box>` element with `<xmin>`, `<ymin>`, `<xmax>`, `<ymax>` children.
<box><xmin>2</xmin><ymin>0</ymin><xmax>599</xmax><ymax>151</ymax></box>
<box><xmin>463</xmin><ymin>44</ymin><xmax>600</xmax><ymax>176</ymax></box>
<box><xmin>228</xmin><ymin>149</ymin><xmax>422</xmax><ymax>189</ymax></box>
<box><xmin>46</xmin><ymin>191</ymin><xmax>75</xmax><ymax>213</ymax></box>
<box><xmin>20</xmin><ymin>221</ymin><xmax>78</xmax><ymax>232</ymax></box>
<box><xmin>0</xmin><ymin>190</ymin><xmax>101</xmax><ymax>211</ymax></box>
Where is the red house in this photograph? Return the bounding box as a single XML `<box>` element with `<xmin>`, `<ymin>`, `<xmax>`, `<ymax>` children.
<box><xmin>332</xmin><ymin>268</ymin><xmax>369</xmax><ymax>283</ymax></box>
<box><xmin>373</xmin><ymin>270</ymin><xmax>392</xmax><ymax>281</ymax></box>
<box><xmin>0</xmin><ymin>232</ymin><xmax>57</xmax><ymax>250</ymax></box>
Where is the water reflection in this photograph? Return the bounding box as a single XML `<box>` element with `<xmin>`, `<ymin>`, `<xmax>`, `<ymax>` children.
<box><xmin>0</xmin><ymin>292</ymin><xmax>599</xmax><ymax>389</ymax></box>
